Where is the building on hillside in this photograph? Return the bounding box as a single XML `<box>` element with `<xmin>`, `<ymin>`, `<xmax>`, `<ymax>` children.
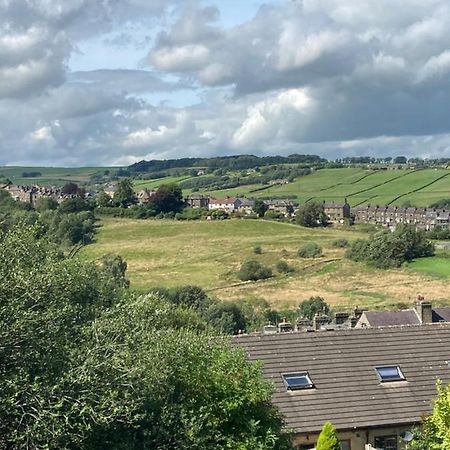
<box><xmin>353</xmin><ymin>205</ymin><xmax>450</xmax><ymax>230</ymax></box>
<box><xmin>185</xmin><ymin>194</ymin><xmax>210</xmax><ymax>208</ymax></box>
<box><xmin>103</xmin><ymin>184</ymin><xmax>117</xmax><ymax>198</ymax></box>
<box><xmin>235</xmin><ymin>197</ymin><xmax>255</xmax><ymax>215</ymax></box>
<box><xmin>268</xmin><ymin>179</ymin><xmax>289</xmax><ymax>185</ymax></box>
<box><xmin>208</xmin><ymin>197</ymin><xmax>239</xmax><ymax>214</ymax></box>
<box><xmin>236</xmin><ymin>323</ymin><xmax>450</xmax><ymax>450</ymax></box>
<box><xmin>3</xmin><ymin>184</ymin><xmax>68</xmax><ymax>205</ymax></box>
<box><xmin>355</xmin><ymin>298</ymin><xmax>450</xmax><ymax>328</ymax></box>
<box><xmin>324</xmin><ymin>200</ymin><xmax>351</xmax><ymax>224</ymax></box>
<box><xmin>263</xmin><ymin>199</ymin><xmax>295</xmax><ymax>217</ymax></box>
<box><xmin>137</xmin><ymin>188</ymin><xmax>156</xmax><ymax>205</ymax></box>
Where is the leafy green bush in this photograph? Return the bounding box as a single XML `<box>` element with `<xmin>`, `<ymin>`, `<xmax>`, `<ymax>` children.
<box><xmin>238</xmin><ymin>260</ymin><xmax>272</xmax><ymax>281</ymax></box>
<box><xmin>298</xmin><ymin>242</ymin><xmax>323</xmax><ymax>258</ymax></box>
<box><xmin>253</xmin><ymin>245</ymin><xmax>262</xmax><ymax>254</ymax></box>
<box><xmin>347</xmin><ymin>225</ymin><xmax>434</xmax><ymax>268</ymax></box>
<box><xmin>331</xmin><ymin>238</ymin><xmax>349</xmax><ymax>248</ymax></box>
<box><xmin>276</xmin><ymin>260</ymin><xmax>293</xmax><ymax>273</ymax></box>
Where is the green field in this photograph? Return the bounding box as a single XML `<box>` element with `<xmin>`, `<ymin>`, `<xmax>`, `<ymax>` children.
<box><xmin>407</xmin><ymin>255</ymin><xmax>450</xmax><ymax>278</ymax></box>
<box><xmin>82</xmin><ymin>218</ymin><xmax>450</xmax><ymax>310</ymax></box>
<box><xmin>197</xmin><ymin>168</ymin><xmax>450</xmax><ymax>207</ymax></box>
<box><xmin>0</xmin><ymin>166</ymin><xmax>115</xmax><ymax>186</ymax></box>
<box><xmin>133</xmin><ymin>176</ymin><xmax>193</xmax><ymax>190</ymax></box>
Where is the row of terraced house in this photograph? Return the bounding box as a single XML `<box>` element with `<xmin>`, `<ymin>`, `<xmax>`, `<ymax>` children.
<box><xmin>353</xmin><ymin>205</ymin><xmax>450</xmax><ymax>230</ymax></box>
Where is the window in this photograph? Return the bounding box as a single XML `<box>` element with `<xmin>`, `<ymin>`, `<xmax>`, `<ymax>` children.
<box><xmin>375</xmin><ymin>366</ymin><xmax>405</xmax><ymax>382</ymax></box>
<box><xmin>340</xmin><ymin>440</ymin><xmax>351</xmax><ymax>450</ymax></box>
<box><xmin>281</xmin><ymin>372</ymin><xmax>314</xmax><ymax>390</ymax></box>
<box><xmin>374</xmin><ymin>435</ymin><xmax>397</xmax><ymax>450</ymax></box>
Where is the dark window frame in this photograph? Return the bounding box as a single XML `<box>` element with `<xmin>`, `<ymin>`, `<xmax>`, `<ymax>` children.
<box><xmin>375</xmin><ymin>365</ymin><xmax>406</xmax><ymax>382</ymax></box>
<box><xmin>281</xmin><ymin>372</ymin><xmax>314</xmax><ymax>391</ymax></box>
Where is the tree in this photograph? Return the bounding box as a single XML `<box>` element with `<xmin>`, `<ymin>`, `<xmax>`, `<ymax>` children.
<box><xmin>34</xmin><ymin>196</ymin><xmax>59</xmax><ymax>212</ymax></box>
<box><xmin>296</xmin><ymin>201</ymin><xmax>328</xmax><ymax>227</ymax></box>
<box><xmin>316</xmin><ymin>422</ymin><xmax>340</xmax><ymax>450</ymax></box>
<box><xmin>99</xmin><ymin>253</ymin><xmax>130</xmax><ymax>288</ymax></box>
<box><xmin>347</xmin><ymin>225</ymin><xmax>434</xmax><ymax>268</ymax></box>
<box><xmin>150</xmin><ymin>183</ymin><xmax>184</xmax><ymax>213</ymax></box>
<box><xmin>96</xmin><ymin>190</ymin><xmax>112</xmax><ymax>207</ymax></box>
<box><xmin>254</xmin><ymin>199</ymin><xmax>268</xmax><ymax>216</ymax></box>
<box><xmin>113</xmin><ymin>178</ymin><xmax>136</xmax><ymax>207</ymax></box>
<box><xmin>238</xmin><ymin>260</ymin><xmax>273</xmax><ymax>281</ymax></box>
<box><xmin>394</xmin><ymin>156</ymin><xmax>407</xmax><ymax>164</ymax></box>
<box><xmin>59</xmin><ymin>196</ymin><xmax>92</xmax><ymax>213</ymax></box>
<box><xmin>299</xmin><ymin>297</ymin><xmax>330</xmax><ymax>320</ymax></box>
<box><xmin>0</xmin><ymin>225</ymin><xmax>291</xmax><ymax>449</ymax></box>
<box><xmin>62</xmin><ymin>182</ymin><xmax>80</xmax><ymax>195</ymax></box>
<box><xmin>410</xmin><ymin>381</ymin><xmax>450</xmax><ymax>450</ymax></box>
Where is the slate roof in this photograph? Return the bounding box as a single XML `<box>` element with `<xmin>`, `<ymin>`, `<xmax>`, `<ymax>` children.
<box><xmin>236</xmin><ymin>324</ymin><xmax>450</xmax><ymax>434</ymax></box>
<box><xmin>361</xmin><ymin>310</ymin><xmax>421</xmax><ymax>327</ymax></box>
<box><xmin>433</xmin><ymin>307</ymin><xmax>450</xmax><ymax>322</ymax></box>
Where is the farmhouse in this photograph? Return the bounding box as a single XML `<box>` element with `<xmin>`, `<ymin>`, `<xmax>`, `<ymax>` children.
<box><xmin>2</xmin><ymin>184</ymin><xmax>67</xmax><ymax>205</ymax></box>
<box><xmin>236</xmin><ymin>324</ymin><xmax>450</xmax><ymax>450</ymax></box>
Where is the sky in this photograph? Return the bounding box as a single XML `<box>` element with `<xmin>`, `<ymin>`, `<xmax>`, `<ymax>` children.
<box><xmin>1</xmin><ymin>0</ymin><xmax>450</xmax><ymax>167</ymax></box>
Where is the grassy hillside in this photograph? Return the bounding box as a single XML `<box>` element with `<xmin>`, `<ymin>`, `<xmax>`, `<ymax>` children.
<box><xmin>0</xmin><ymin>166</ymin><xmax>114</xmax><ymax>186</ymax></box>
<box><xmin>82</xmin><ymin>218</ymin><xmax>450</xmax><ymax>310</ymax></box>
<box><xmin>195</xmin><ymin>168</ymin><xmax>450</xmax><ymax>207</ymax></box>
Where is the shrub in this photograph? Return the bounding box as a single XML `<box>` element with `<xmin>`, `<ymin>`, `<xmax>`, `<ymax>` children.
<box><xmin>276</xmin><ymin>260</ymin><xmax>293</xmax><ymax>273</ymax></box>
<box><xmin>299</xmin><ymin>297</ymin><xmax>330</xmax><ymax>320</ymax></box>
<box><xmin>331</xmin><ymin>238</ymin><xmax>349</xmax><ymax>248</ymax></box>
<box><xmin>238</xmin><ymin>260</ymin><xmax>272</xmax><ymax>281</ymax></box>
<box><xmin>316</xmin><ymin>422</ymin><xmax>340</xmax><ymax>450</ymax></box>
<box><xmin>253</xmin><ymin>245</ymin><xmax>262</xmax><ymax>254</ymax></box>
<box><xmin>298</xmin><ymin>242</ymin><xmax>323</xmax><ymax>258</ymax></box>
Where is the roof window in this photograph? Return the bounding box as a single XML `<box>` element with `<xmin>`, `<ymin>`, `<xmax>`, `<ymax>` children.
<box><xmin>282</xmin><ymin>372</ymin><xmax>314</xmax><ymax>390</ymax></box>
<box><xmin>376</xmin><ymin>365</ymin><xmax>405</xmax><ymax>382</ymax></box>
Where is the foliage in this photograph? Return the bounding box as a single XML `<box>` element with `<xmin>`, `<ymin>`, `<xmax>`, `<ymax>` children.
<box><xmin>34</xmin><ymin>196</ymin><xmax>59</xmax><ymax>212</ymax></box>
<box><xmin>430</xmin><ymin>198</ymin><xmax>450</xmax><ymax>209</ymax></box>
<box><xmin>296</xmin><ymin>201</ymin><xmax>328</xmax><ymax>228</ymax></box>
<box><xmin>298</xmin><ymin>242</ymin><xmax>323</xmax><ymax>258</ymax></box>
<box><xmin>331</xmin><ymin>238</ymin><xmax>349</xmax><ymax>248</ymax></box>
<box><xmin>175</xmin><ymin>207</ymin><xmax>207</xmax><ymax>220</ymax></box>
<box><xmin>0</xmin><ymin>225</ymin><xmax>291</xmax><ymax>449</ymax></box>
<box><xmin>254</xmin><ymin>245</ymin><xmax>262</xmax><ymax>254</ymax></box>
<box><xmin>150</xmin><ymin>183</ymin><xmax>184</xmax><ymax>213</ymax></box>
<box><xmin>254</xmin><ymin>198</ymin><xmax>268</xmax><ymax>216</ymax></box>
<box><xmin>410</xmin><ymin>381</ymin><xmax>450</xmax><ymax>450</ymax></box>
<box><xmin>59</xmin><ymin>196</ymin><xmax>92</xmax><ymax>214</ymax></box>
<box><xmin>99</xmin><ymin>253</ymin><xmax>130</xmax><ymax>288</ymax></box>
<box><xmin>316</xmin><ymin>422</ymin><xmax>340</xmax><ymax>450</ymax></box>
<box><xmin>428</xmin><ymin>226</ymin><xmax>450</xmax><ymax>240</ymax></box>
<box><xmin>275</xmin><ymin>260</ymin><xmax>294</xmax><ymax>273</ymax></box>
<box><xmin>96</xmin><ymin>190</ymin><xmax>112</xmax><ymax>207</ymax></box>
<box><xmin>299</xmin><ymin>297</ymin><xmax>330</xmax><ymax>320</ymax></box>
<box><xmin>113</xmin><ymin>178</ymin><xmax>137</xmax><ymax>207</ymax></box>
<box><xmin>238</xmin><ymin>260</ymin><xmax>273</xmax><ymax>281</ymax></box>
<box><xmin>347</xmin><ymin>225</ymin><xmax>434</xmax><ymax>268</ymax></box>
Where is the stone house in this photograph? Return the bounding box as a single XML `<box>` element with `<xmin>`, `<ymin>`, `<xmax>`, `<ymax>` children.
<box><xmin>208</xmin><ymin>197</ymin><xmax>239</xmax><ymax>214</ymax></box>
<box><xmin>263</xmin><ymin>199</ymin><xmax>295</xmax><ymax>217</ymax></box>
<box><xmin>137</xmin><ymin>188</ymin><xmax>156</xmax><ymax>205</ymax></box>
<box><xmin>185</xmin><ymin>194</ymin><xmax>210</xmax><ymax>208</ymax></box>
<box><xmin>323</xmin><ymin>200</ymin><xmax>351</xmax><ymax>224</ymax></box>
<box><xmin>236</xmin><ymin>324</ymin><xmax>450</xmax><ymax>450</ymax></box>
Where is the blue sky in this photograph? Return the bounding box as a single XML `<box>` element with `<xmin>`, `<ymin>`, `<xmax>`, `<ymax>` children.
<box><xmin>1</xmin><ymin>0</ymin><xmax>450</xmax><ymax>166</ymax></box>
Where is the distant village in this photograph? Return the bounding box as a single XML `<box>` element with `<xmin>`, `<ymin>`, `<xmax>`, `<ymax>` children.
<box><xmin>2</xmin><ymin>181</ymin><xmax>450</xmax><ymax>230</ymax></box>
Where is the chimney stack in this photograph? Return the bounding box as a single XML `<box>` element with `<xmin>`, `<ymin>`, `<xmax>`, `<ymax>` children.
<box><xmin>416</xmin><ymin>295</ymin><xmax>433</xmax><ymax>324</ymax></box>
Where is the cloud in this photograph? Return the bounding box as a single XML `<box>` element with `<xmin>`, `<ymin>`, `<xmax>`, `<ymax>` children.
<box><xmin>1</xmin><ymin>0</ymin><xmax>450</xmax><ymax>166</ymax></box>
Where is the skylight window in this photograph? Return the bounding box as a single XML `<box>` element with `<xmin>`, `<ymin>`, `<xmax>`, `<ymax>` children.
<box><xmin>376</xmin><ymin>366</ymin><xmax>405</xmax><ymax>382</ymax></box>
<box><xmin>282</xmin><ymin>372</ymin><xmax>314</xmax><ymax>390</ymax></box>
